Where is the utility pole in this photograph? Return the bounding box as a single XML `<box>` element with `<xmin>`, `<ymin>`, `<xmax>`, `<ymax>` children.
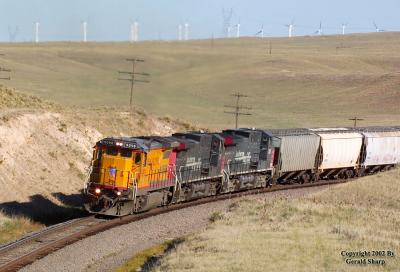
<box><xmin>349</xmin><ymin>117</ymin><xmax>364</xmax><ymax>128</ymax></box>
<box><xmin>0</xmin><ymin>54</ymin><xmax>11</xmax><ymax>80</ymax></box>
<box><xmin>118</xmin><ymin>58</ymin><xmax>149</xmax><ymax>110</ymax></box>
<box><xmin>224</xmin><ymin>92</ymin><xmax>252</xmax><ymax>129</ymax></box>
<box><xmin>268</xmin><ymin>41</ymin><xmax>272</xmax><ymax>55</ymax></box>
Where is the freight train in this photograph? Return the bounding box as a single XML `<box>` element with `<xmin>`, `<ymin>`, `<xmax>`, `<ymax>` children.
<box><xmin>83</xmin><ymin>126</ymin><xmax>400</xmax><ymax>216</ymax></box>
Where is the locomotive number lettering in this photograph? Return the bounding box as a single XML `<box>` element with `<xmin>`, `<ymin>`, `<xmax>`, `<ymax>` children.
<box><xmin>186</xmin><ymin>157</ymin><xmax>201</xmax><ymax>167</ymax></box>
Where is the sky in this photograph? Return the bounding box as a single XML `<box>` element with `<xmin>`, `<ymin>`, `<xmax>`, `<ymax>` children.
<box><xmin>0</xmin><ymin>0</ymin><xmax>399</xmax><ymax>42</ymax></box>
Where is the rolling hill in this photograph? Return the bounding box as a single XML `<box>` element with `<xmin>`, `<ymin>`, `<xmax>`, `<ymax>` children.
<box><xmin>0</xmin><ymin>32</ymin><xmax>399</xmax><ymax>129</ymax></box>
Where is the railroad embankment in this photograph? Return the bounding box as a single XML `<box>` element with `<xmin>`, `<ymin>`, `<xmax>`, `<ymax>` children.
<box><xmin>0</xmin><ymin>86</ymin><xmax>190</xmax><ymax>243</ymax></box>
<box><xmin>153</xmin><ymin>168</ymin><xmax>400</xmax><ymax>272</ymax></box>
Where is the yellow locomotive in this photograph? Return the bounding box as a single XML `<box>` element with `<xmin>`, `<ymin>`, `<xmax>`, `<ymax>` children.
<box><xmin>84</xmin><ymin>137</ymin><xmax>180</xmax><ymax>216</ymax></box>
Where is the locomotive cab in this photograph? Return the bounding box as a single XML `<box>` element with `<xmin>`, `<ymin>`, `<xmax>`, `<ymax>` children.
<box><xmin>84</xmin><ymin>137</ymin><xmax>144</xmax><ymax>215</ymax></box>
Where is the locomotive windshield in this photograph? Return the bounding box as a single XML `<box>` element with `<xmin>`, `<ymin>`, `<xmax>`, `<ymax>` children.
<box><xmin>106</xmin><ymin>146</ymin><xmax>118</xmax><ymax>156</ymax></box>
<box><xmin>120</xmin><ymin>148</ymin><xmax>132</xmax><ymax>158</ymax></box>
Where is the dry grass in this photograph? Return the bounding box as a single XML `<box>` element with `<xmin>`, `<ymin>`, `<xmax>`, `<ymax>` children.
<box><xmin>1</xmin><ymin>33</ymin><xmax>399</xmax><ymax>129</ymax></box>
<box><xmin>0</xmin><ymin>212</ymin><xmax>42</xmax><ymax>244</ymax></box>
<box><xmin>154</xmin><ymin>168</ymin><xmax>400</xmax><ymax>272</ymax></box>
<box><xmin>0</xmin><ymin>85</ymin><xmax>55</xmax><ymax>110</ymax></box>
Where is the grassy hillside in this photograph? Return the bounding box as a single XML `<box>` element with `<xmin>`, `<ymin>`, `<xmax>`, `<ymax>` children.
<box><xmin>1</xmin><ymin>33</ymin><xmax>399</xmax><ymax>129</ymax></box>
<box><xmin>154</xmin><ymin>169</ymin><xmax>400</xmax><ymax>272</ymax></box>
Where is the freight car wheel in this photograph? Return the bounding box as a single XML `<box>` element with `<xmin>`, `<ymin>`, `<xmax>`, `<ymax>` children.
<box><xmin>345</xmin><ymin>170</ymin><xmax>354</xmax><ymax>179</ymax></box>
<box><xmin>266</xmin><ymin>176</ymin><xmax>273</xmax><ymax>187</ymax></box>
<box><xmin>301</xmin><ymin>174</ymin><xmax>311</xmax><ymax>184</ymax></box>
<box><xmin>311</xmin><ymin>174</ymin><xmax>319</xmax><ymax>183</ymax></box>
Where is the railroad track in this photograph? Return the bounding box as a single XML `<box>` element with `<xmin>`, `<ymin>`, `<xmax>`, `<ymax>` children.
<box><xmin>0</xmin><ymin>179</ymin><xmax>347</xmax><ymax>272</ymax></box>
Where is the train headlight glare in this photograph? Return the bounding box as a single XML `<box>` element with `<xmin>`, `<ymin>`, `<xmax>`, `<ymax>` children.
<box><xmin>95</xmin><ymin>188</ymin><xmax>101</xmax><ymax>194</ymax></box>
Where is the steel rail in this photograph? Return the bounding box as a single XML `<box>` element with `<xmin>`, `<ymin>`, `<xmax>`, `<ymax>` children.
<box><xmin>0</xmin><ymin>179</ymin><xmax>348</xmax><ymax>272</ymax></box>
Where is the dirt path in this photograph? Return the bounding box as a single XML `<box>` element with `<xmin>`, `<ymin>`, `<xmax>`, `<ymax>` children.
<box><xmin>20</xmin><ymin>185</ymin><xmax>332</xmax><ymax>272</ymax></box>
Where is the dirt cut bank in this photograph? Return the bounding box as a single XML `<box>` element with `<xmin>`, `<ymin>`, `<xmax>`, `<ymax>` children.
<box><xmin>0</xmin><ymin>86</ymin><xmax>191</xmax><ymax>241</ymax></box>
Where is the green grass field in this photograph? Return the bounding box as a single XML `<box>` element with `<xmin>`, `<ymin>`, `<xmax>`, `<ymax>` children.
<box><xmin>1</xmin><ymin>33</ymin><xmax>399</xmax><ymax>129</ymax></box>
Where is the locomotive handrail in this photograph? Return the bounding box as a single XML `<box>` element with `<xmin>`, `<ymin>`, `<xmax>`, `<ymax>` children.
<box><xmin>172</xmin><ymin>166</ymin><xmax>181</xmax><ymax>193</ymax></box>
<box><xmin>227</xmin><ymin>159</ymin><xmax>231</xmax><ymax>174</ymax></box>
<box><xmin>178</xmin><ymin>166</ymin><xmax>184</xmax><ymax>183</ymax></box>
<box><xmin>91</xmin><ymin>161</ymin><xmax>266</xmax><ymax>188</ymax></box>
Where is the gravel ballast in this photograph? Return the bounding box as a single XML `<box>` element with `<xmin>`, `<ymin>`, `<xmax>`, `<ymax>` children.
<box><xmin>21</xmin><ymin>186</ymin><xmax>331</xmax><ymax>272</ymax></box>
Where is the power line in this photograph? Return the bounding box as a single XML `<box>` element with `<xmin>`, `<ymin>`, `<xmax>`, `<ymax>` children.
<box><xmin>349</xmin><ymin>117</ymin><xmax>364</xmax><ymax>128</ymax></box>
<box><xmin>118</xmin><ymin>58</ymin><xmax>149</xmax><ymax>110</ymax></box>
<box><xmin>222</xmin><ymin>8</ymin><xmax>233</xmax><ymax>37</ymax></box>
<box><xmin>224</xmin><ymin>92</ymin><xmax>252</xmax><ymax>129</ymax></box>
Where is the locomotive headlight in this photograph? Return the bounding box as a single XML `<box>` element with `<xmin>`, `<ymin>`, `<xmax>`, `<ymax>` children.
<box><xmin>116</xmin><ymin>191</ymin><xmax>122</xmax><ymax>196</ymax></box>
<box><xmin>95</xmin><ymin>188</ymin><xmax>101</xmax><ymax>194</ymax></box>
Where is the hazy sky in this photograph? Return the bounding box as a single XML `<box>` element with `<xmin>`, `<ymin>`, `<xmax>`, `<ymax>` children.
<box><xmin>0</xmin><ymin>0</ymin><xmax>399</xmax><ymax>42</ymax></box>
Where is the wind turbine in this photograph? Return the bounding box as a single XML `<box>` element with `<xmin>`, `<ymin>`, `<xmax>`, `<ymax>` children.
<box><xmin>34</xmin><ymin>22</ymin><xmax>40</xmax><ymax>43</ymax></box>
<box><xmin>184</xmin><ymin>23</ymin><xmax>189</xmax><ymax>40</ymax></box>
<box><xmin>82</xmin><ymin>21</ymin><xmax>87</xmax><ymax>42</ymax></box>
<box><xmin>341</xmin><ymin>23</ymin><xmax>348</xmax><ymax>35</ymax></box>
<box><xmin>234</xmin><ymin>21</ymin><xmax>240</xmax><ymax>38</ymax></box>
<box><xmin>255</xmin><ymin>24</ymin><xmax>264</xmax><ymax>38</ymax></box>
<box><xmin>373</xmin><ymin>22</ymin><xmax>385</xmax><ymax>32</ymax></box>
<box><xmin>285</xmin><ymin>20</ymin><xmax>295</xmax><ymax>38</ymax></box>
<box><xmin>133</xmin><ymin>21</ymin><xmax>139</xmax><ymax>42</ymax></box>
<box><xmin>130</xmin><ymin>21</ymin><xmax>138</xmax><ymax>42</ymax></box>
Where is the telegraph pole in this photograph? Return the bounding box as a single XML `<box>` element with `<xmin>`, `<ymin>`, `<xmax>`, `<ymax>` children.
<box><xmin>268</xmin><ymin>41</ymin><xmax>272</xmax><ymax>55</ymax></box>
<box><xmin>224</xmin><ymin>92</ymin><xmax>252</xmax><ymax>128</ymax></box>
<box><xmin>118</xmin><ymin>58</ymin><xmax>149</xmax><ymax>110</ymax></box>
<box><xmin>349</xmin><ymin>117</ymin><xmax>364</xmax><ymax>128</ymax></box>
<box><xmin>0</xmin><ymin>54</ymin><xmax>11</xmax><ymax>80</ymax></box>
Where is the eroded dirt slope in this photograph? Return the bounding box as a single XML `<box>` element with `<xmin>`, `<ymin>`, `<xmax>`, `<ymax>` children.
<box><xmin>0</xmin><ymin>86</ymin><xmax>190</xmax><ymax>206</ymax></box>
